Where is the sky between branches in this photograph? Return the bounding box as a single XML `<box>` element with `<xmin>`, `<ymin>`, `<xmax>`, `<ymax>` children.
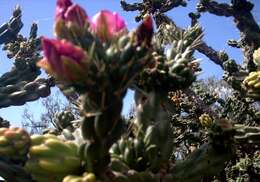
<box><xmin>0</xmin><ymin>0</ymin><xmax>259</xmax><ymax>126</ymax></box>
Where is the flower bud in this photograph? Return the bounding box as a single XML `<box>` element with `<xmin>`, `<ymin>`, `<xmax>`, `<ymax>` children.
<box><xmin>64</xmin><ymin>4</ymin><xmax>88</xmax><ymax>27</ymax></box>
<box><xmin>37</xmin><ymin>37</ymin><xmax>86</xmax><ymax>81</ymax></box>
<box><xmin>136</xmin><ymin>15</ymin><xmax>153</xmax><ymax>46</ymax></box>
<box><xmin>56</xmin><ymin>0</ymin><xmax>73</xmax><ymax>20</ymax></box>
<box><xmin>91</xmin><ymin>10</ymin><xmax>126</xmax><ymax>41</ymax></box>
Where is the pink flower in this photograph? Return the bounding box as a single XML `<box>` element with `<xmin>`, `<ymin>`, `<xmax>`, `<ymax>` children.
<box><xmin>55</xmin><ymin>0</ymin><xmax>88</xmax><ymax>27</ymax></box>
<box><xmin>55</xmin><ymin>1</ymin><xmax>126</xmax><ymax>41</ymax></box>
<box><xmin>65</xmin><ymin>4</ymin><xmax>88</xmax><ymax>27</ymax></box>
<box><xmin>56</xmin><ymin>0</ymin><xmax>73</xmax><ymax>19</ymax></box>
<box><xmin>91</xmin><ymin>10</ymin><xmax>126</xmax><ymax>41</ymax></box>
<box><xmin>38</xmin><ymin>37</ymin><xmax>86</xmax><ymax>80</ymax></box>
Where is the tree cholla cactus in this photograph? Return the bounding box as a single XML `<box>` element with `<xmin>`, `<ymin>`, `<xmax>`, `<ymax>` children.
<box><xmin>0</xmin><ymin>5</ymin><xmax>54</xmax><ymax>109</ymax></box>
<box><xmin>0</xmin><ymin>0</ymin><xmax>259</xmax><ymax>181</ymax></box>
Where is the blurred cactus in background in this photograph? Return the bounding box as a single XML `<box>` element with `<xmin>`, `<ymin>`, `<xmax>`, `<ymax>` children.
<box><xmin>0</xmin><ymin>5</ymin><xmax>55</xmax><ymax>109</ymax></box>
<box><xmin>0</xmin><ymin>117</ymin><xmax>10</xmax><ymax>128</ymax></box>
<box><xmin>0</xmin><ymin>127</ymin><xmax>30</xmax><ymax>162</ymax></box>
<box><xmin>0</xmin><ymin>0</ymin><xmax>259</xmax><ymax>181</ymax></box>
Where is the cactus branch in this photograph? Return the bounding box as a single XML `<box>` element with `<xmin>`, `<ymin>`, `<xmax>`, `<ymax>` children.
<box><xmin>171</xmin><ymin>143</ymin><xmax>234</xmax><ymax>182</ymax></box>
<box><xmin>157</xmin><ymin>13</ymin><xmax>225</xmax><ymax>68</ymax></box>
<box><xmin>197</xmin><ymin>0</ymin><xmax>233</xmax><ymax>17</ymax></box>
<box><xmin>196</xmin><ymin>42</ymin><xmax>224</xmax><ymax>68</ymax></box>
<box><xmin>197</xmin><ymin>0</ymin><xmax>260</xmax><ymax>70</ymax></box>
<box><xmin>0</xmin><ymin>6</ymin><xmax>55</xmax><ymax>108</ymax></box>
<box><xmin>120</xmin><ymin>0</ymin><xmax>144</xmax><ymax>11</ymax></box>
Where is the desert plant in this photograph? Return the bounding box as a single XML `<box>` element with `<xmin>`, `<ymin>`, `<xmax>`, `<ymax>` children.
<box><xmin>0</xmin><ymin>0</ymin><xmax>259</xmax><ymax>182</ymax></box>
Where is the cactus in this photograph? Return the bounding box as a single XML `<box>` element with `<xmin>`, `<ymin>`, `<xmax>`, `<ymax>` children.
<box><xmin>110</xmin><ymin>92</ymin><xmax>173</xmax><ymax>174</ymax></box>
<box><xmin>0</xmin><ymin>0</ymin><xmax>259</xmax><ymax>181</ymax></box>
<box><xmin>0</xmin><ymin>128</ymin><xmax>32</xmax><ymax>181</ymax></box>
<box><xmin>0</xmin><ymin>6</ymin><xmax>54</xmax><ymax>109</ymax></box>
<box><xmin>25</xmin><ymin>134</ymin><xmax>81</xmax><ymax>182</ymax></box>
<box><xmin>54</xmin><ymin>110</ymin><xmax>75</xmax><ymax>131</ymax></box>
<box><xmin>243</xmin><ymin>71</ymin><xmax>260</xmax><ymax>100</ymax></box>
<box><xmin>0</xmin><ymin>5</ymin><xmax>23</xmax><ymax>44</ymax></box>
<box><xmin>253</xmin><ymin>48</ymin><xmax>260</xmax><ymax>67</ymax></box>
<box><xmin>0</xmin><ymin>127</ymin><xmax>30</xmax><ymax>162</ymax></box>
<box><xmin>63</xmin><ymin>172</ymin><xmax>96</xmax><ymax>182</ymax></box>
<box><xmin>137</xmin><ymin>24</ymin><xmax>202</xmax><ymax>93</ymax></box>
<box><xmin>40</xmin><ymin>9</ymin><xmax>154</xmax><ymax>175</ymax></box>
<box><xmin>0</xmin><ymin>117</ymin><xmax>10</xmax><ymax>128</ymax></box>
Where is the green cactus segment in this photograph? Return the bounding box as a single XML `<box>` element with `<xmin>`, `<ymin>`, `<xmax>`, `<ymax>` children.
<box><xmin>110</xmin><ymin>125</ymin><xmax>173</xmax><ymax>172</ymax></box>
<box><xmin>110</xmin><ymin>93</ymin><xmax>173</xmax><ymax>173</ymax></box>
<box><xmin>137</xmin><ymin>45</ymin><xmax>199</xmax><ymax>92</ymax></box>
<box><xmin>253</xmin><ymin>48</ymin><xmax>260</xmax><ymax>67</ymax></box>
<box><xmin>157</xmin><ymin>23</ymin><xmax>203</xmax><ymax>48</ymax></box>
<box><xmin>79</xmin><ymin>140</ymin><xmax>111</xmax><ymax>174</ymax></box>
<box><xmin>0</xmin><ymin>127</ymin><xmax>30</xmax><ymax>161</ymax></box>
<box><xmin>79</xmin><ymin>98</ymin><xmax>125</xmax><ymax>173</ymax></box>
<box><xmin>137</xmin><ymin>24</ymin><xmax>202</xmax><ymax>93</ymax></box>
<box><xmin>25</xmin><ymin>134</ymin><xmax>81</xmax><ymax>182</ymax></box>
<box><xmin>63</xmin><ymin>172</ymin><xmax>96</xmax><ymax>182</ymax></box>
<box><xmin>110</xmin><ymin>137</ymin><xmax>147</xmax><ymax>171</ymax></box>
<box><xmin>243</xmin><ymin>71</ymin><xmax>260</xmax><ymax>100</ymax></box>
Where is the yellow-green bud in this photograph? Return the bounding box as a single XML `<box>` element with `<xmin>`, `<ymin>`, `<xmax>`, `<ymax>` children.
<box><xmin>253</xmin><ymin>48</ymin><xmax>260</xmax><ymax>67</ymax></box>
<box><xmin>199</xmin><ymin>114</ymin><xmax>213</xmax><ymax>128</ymax></box>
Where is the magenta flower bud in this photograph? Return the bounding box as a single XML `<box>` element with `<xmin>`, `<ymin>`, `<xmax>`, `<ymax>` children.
<box><xmin>136</xmin><ymin>15</ymin><xmax>154</xmax><ymax>46</ymax></box>
<box><xmin>56</xmin><ymin>0</ymin><xmax>73</xmax><ymax>19</ymax></box>
<box><xmin>38</xmin><ymin>37</ymin><xmax>86</xmax><ymax>79</ymax></box>
<box><xmin>64</xmin><ymin>4</ymin><xmax>88</xmax><ymax>27</ymax></box>
<box><xmin>91</xmin><ymin>10</ymin><xmax>126</xmax><ymax>41</ymax></box>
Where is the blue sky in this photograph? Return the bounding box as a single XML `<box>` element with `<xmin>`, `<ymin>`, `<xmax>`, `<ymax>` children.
<box><xmin>0</xmin><ymin>0</ymin><xmax>259</xmax><ymax>126</ymax></box>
